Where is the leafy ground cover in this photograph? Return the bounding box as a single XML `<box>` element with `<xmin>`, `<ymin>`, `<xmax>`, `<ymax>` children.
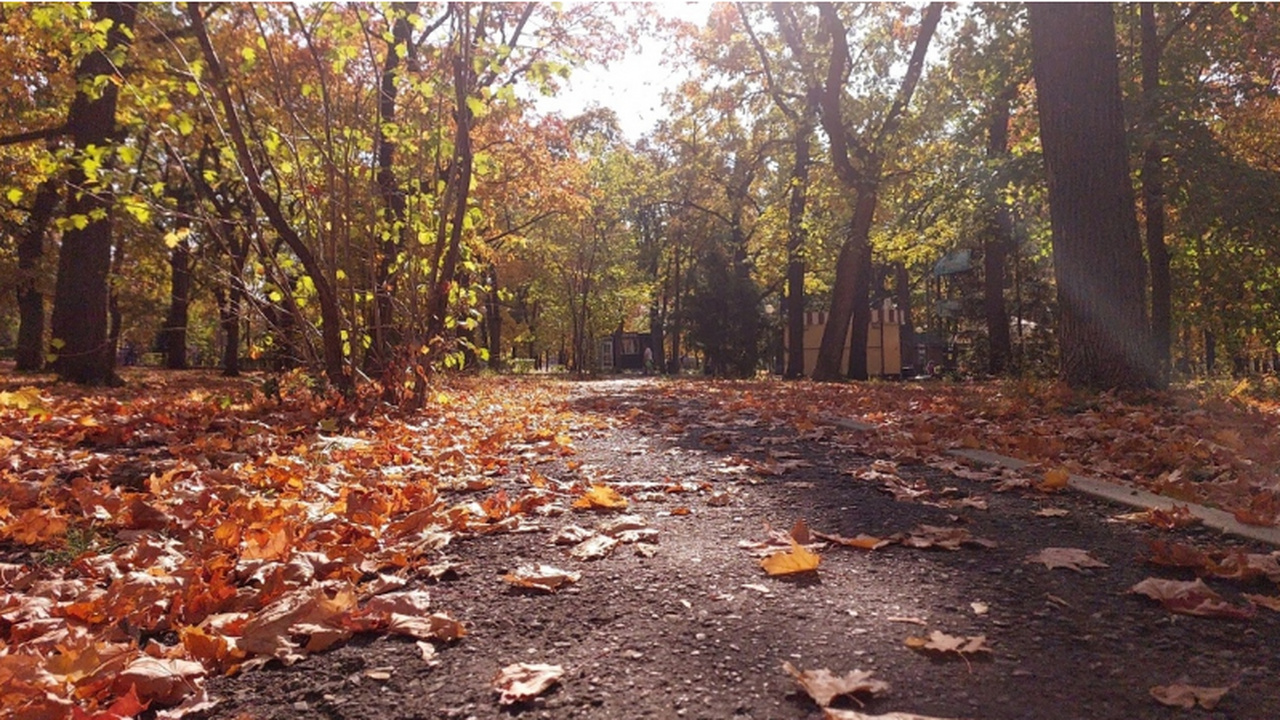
<box><xmin>1</xmin><ymin>370</ymin><xmax>1278</xmax><ymax>719</ymax></box>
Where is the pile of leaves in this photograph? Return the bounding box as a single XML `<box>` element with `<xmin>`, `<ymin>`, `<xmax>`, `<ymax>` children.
<box><xmin>0</xmin><ymin>370</ymin><xmax>593</xmax><ymax>719</ymax></box>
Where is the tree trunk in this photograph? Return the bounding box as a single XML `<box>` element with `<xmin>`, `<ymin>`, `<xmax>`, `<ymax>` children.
<box><xmin>161</xmin><ymin>238</ymin><xmax>192</xmax><ymax>369</ymax></box>
<box><xmin>1029</xmin><ymin>2</ymin><xmax>1156</xmax><ymax>390</ymax></box>
<box><xmin>49</xmin><ymin>3</ymin><xmax>137</xmax><ymax>386</ymax></box>
<box><xmin>15</xmin><ymin>177</ymin><xmax>59</xmax><ymax>371</ymax></box>
<box><xmin>983</xmin><ymin>89</ymin><xmax>1015</xmax><ymax>376</ymax></box>
<box><xmin>485</xmin><ymin>263</ymin><xmax>504</xmax><ymax>370</ymax></box>
<box><xmin>784</xmin><ymin>121</ymin><xmax>812</xmax><ymax>379</ymax></box>
<box><xmin>369</xmin><ymin>2</ymin><xmax>416</xmax><ymax>377</ymax></box>
<box><xmin>189</xmin><ymin>2</ymin><xmax>350</xmax><ymax>392</ymax></box>
<box><xmin>894</xmin><ymin>263</ymin><xmax>916</xmax><ymax>373</ymax></box>
<box><xmin>1141</xmin><ymin>3</ymin><xmax>1172</xmax><ymax>385</ymax></box>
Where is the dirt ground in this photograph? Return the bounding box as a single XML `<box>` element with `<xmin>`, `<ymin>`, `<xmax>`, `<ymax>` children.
<box><xmin>195</xmin><ymin>378</ymin><xmax>1280</xmax><ymax>720</ymax></box>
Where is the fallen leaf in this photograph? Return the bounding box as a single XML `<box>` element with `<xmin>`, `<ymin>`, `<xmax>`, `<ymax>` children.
<box><xmin>569</xmin><ymin>534</ymin><xmax>618</xmax><ymax>560</ymax></box>
<box><xmin>1244</xmin><ymin>593</ymin><xmax>1280</xmax><ymax>611</ymax></box>
<box><xmin>1026</xmin><ymin>547</ymin><xmax>1109</xmax><ymax>573</ymax></box>
<box><xmin>503</xmin><ymin>563</ymin><xmax>581</xmax><ymax>593</ymax></box>
<box><xmin>898</xmin><ymin>525</ymin><xmax>996</xmax><ymax>551</ymax></box>
<box><xmin>1150</xmin><ymin>683</ymin><xmax>1232</xmax><ymax>710</ymax></box>
<box><xmin>886</xmin><ymin>616</ymin><xmax>928</xmax><ymax>626</ymax></box>
<box><xmin>813</xmin><ymin>530</ymin><xmax>891</xmax><ymax>550</ymax></box>
<box><xmin>970</xmin><ymin>601</ymin><xmax>989</xmax><ymax>615</ymax></box>
<box><xmin>825</xmin><ymin>711</ymin><xmax>962</xmax><ymax>720</ymax></box>
<box><xmin>760</xmin><ymin>540</ymin><xmax>820</xmax><ymax>576</ymax></box>
<box><xmin>1035</xmin><ymin>507</ymin><xmax>1069</xmax><ymax>517</ymax></box>
<box><xmin>782</xmin><ymin>661</ymin><xmax>889</xmax><ymax>708</ymax></box>
<box><xmin>493</xmin><ymin>662</ymin><xmax>564</xmax><ymax>705</ymax></box>
<box><xmin>551</xmin><ymin>524</ymin><xmax>595</xmax><ymax>545</ymax></box>
<box><xmin>113</xmin><ymin>656</ymin><xmax>205</xmax><ymax>707</ymax></box>
<box><xmin>1114</xmin><ymin>505</ymin><xmax>1200</xmax><ymax>530</ymax></box>
<box><xmin>1129</xmin><ymin>577</ymin><xmax>1255</xmax><ymax>619</ymax></box>
<box><xmin>824</xmin><ymin>711</ymin><xmax>962</xmax><ymax>720</ymax></box>
<box><xmin>904</xmin><ymin>630</ymin><xmax>992</xmax><ymax>659</ymax></box>
<box><xmin>789</xmin><ymin>518</ymin><xmax>813</xmax><ymax>544</ymax></box>
<box><xmin>572</xmin><ymin>484</ymin><xmax>628</xmax><ymax>511</ymax></box>
<box><xmin>1038</xmin><ymin>467</ymin><xmax>1071</xmax><ymax>492</ymax></box>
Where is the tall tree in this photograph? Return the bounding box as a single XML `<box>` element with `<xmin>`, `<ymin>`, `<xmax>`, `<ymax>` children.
<box><xmin>49</xmin><ymin>2</ymin><xmax>138</xmax><ymax>385</ymax></box>
<box><xmin>1029</xmin><ymin>3</ymin><xmax>1157</xmax><ymax>390</ymax></box>
<box><xmin>798</xmin><ymin>3</ymin><xmax>943</xmax><ymax>381</ymax></box>
<box><xmin>14</xmin><ymin>176</ymin><xmax>59</xmax><ymax>371</ymax></box>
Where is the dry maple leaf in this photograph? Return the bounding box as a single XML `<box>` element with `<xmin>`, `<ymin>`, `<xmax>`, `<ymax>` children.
<box><xmin>1114</xmin><ymin>505</ymin><xmax>1200</xmax><ymax>530</ymax></box>
<box><xmin>1128</xmin><ymin>577</ymin><xmax>1255</xmax><ymax>620</ymax></box>
<box><xmin>572</xmin><ymin>485</ymin><xmax>628</xmax><ymax>511</ymax></box>
<box><xmin>1026</xmin><ymin>547</ymin><xmax>1109</xmax><ymax>573</ymax></box>
<box><xmin>1150</xmin><ymin>683</ymin><xmax>1232</xmax><ymax>710</ymax></box>
<box><xmin>1243</xmin><ymin>593</ymin><xmax>1280</xmax><ymax>612</ymax></box>
<box><xmin>503</xmin><ymin>563</ymin><xmax>581</xmax><ymax>593</ymax></box>
<box><xmin>113</xmin><ymin>656</ymin><xmax>205</xmax><ymax>707</ymax></box>
<box><xmin>782</xmin><ymin>661</ymin><xmax>889</xmax><ymax>708</ymax></box>
<box><xmin>904</xmin><ymin>630</ymin><xmax>992</xmax><ymax>660</ymax></box>
<box><xmin>493</xmin><ymin>662</ymin><xmax>564</xmax><ymax>705</ymax></box>
<box><xmin>569</xmin><ymin>534</ymin><xmax>618</xmax><ymax>560</ymax></box>
<box><xmin>760</xmin><ymin>540</ymin><xmax>821</xmax><ymax>576</ymax></box>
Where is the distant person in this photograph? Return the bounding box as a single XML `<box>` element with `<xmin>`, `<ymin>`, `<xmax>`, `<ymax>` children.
<box><xmin>643</xmin><ymin>345</ymin><xmax>654</xmax><ymax>375</ymax></box>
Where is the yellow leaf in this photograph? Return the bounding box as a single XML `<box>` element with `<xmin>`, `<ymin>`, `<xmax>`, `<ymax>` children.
<box><xmin>760</xmin><ymin>540</ymin><xmax>820</xmax><ymax>576</ymax></box>
<box><xmin>572</xmin><ymin>484</ymin><xmax>628</xmax><ymax>511</ymax></box>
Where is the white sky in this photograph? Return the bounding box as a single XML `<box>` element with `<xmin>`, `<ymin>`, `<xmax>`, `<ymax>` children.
<box><xmin>536</xmin><ymin>2</ymin><xmax>714</xmax><ymax>140</ymax></box>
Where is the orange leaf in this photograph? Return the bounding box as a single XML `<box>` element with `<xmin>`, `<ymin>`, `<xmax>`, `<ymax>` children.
<box><xmin>1038</xmin><ymin>468</ymin><xmax>1070</xmax><ymax>492</ymax></box>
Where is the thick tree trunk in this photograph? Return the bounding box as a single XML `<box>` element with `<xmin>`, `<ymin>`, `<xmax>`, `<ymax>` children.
<box><xmin>15</xmin><ymin>177</ymin><xmax>59</xmax><ymax>371</ymax></box>
<box><xmin>50</xmin><ymin>3</ymin><xmax>137</xmax><ymax>386</ymax></box>
<box><xmin>161</xmin><ymin>239</ymin><xmax>192</xmax><ymax>369</ymax></box>
<box><xmin>1029</xmin><ymin>3</ymin><xmax>1156</xmax><ymax>390</ymax></box>
<box><xmin>1141</xmin><ymin>3</ymin><xmax>1172</xmax><ymax>384</ymax></box>
<box><xmin>983</xmin><ymin>89</ymin><xmax>1015</xmax><ymax>376</ymax></box>
<box><xmin>189</xmin><ymin>2</ymin><xmax>349</xmax><ymax>392</ymax></box>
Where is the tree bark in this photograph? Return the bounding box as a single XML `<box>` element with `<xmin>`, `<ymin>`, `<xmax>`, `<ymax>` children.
<box><xmin>1141</xmin><ymin>3</ymin><xmax>1172</xmax><ymax>384</ymax></box>
<box><xmin>1029</xmin><ymin>2</ymin><xmax>1156</xmax><ymax>390</ymax></box>
<box><xmin>15</xmin><ymin>177</ymin><xmax>59</xmax><ymax>371</ymax></box>
<box><xmin>161</xmin><ymin>238</ymin><xmax>192</xmax><ymax>369</ymax></box>
<box><xmin>983</xmin><ymin>88</ymin><xmax>1015</xmax><ymax>376</ymax></box>
<box><xmin>49</xmin><ymin>2</ymin><xmax>137</xmax><ymax>386</ymax></box>
<box><xmin>189</xmin><ymin>2</ymin><xmax>350</xmax><ymax>392</ymax></box>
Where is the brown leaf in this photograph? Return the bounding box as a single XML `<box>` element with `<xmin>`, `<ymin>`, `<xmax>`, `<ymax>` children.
<box><xmin>899</xmin><ymin>525</ymin><xmax>996</xmax><ymax>551</ymax></box>
<box><xmin>1129</xmin><ymin>577</ymin><xmax>1255</xmax><ymax>619</ymax></box>
<box><xmin>1150</xmin><ymin>683</ymin><xmax>1232</xmax><ymax>710</ymax></box>
<box><xmin>782</xmin><ymin>661</ymin><xmax>889</xmax><ymax>708</ymax></box>
<box><xmin>493</xmin><ymin>662</ymin><xmax>564</xmax><ymax>705</ymax></box>
<box><xmin>813</xmin><ymin>530</ymin><xmax>892</xmax><ymax>551</ymax></box>
<box><xmin>503</xmin><ymin>563</ymin><xmax>581</xmax><ymax>593</ymax></box>
<box><xmin>1243</xmin><ymin>593</ymin><xmax>1280</xmax><ymax>612</ymax></box>
<box><xmin>1026</xmin><ymin>547</ymin><xmax>1109</xmax><ymax>573</ymax></box>
<box><xmin>760</xmin><ymin>540</ymin><xmax>820</xmax><ymax>576</ymax></box>
<box><xmin>904</xmin><ymin>630</ymin><xmax>992</xmax><ymax>658</ymax></box>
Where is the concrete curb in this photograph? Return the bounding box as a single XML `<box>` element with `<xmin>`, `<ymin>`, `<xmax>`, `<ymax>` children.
<box><xmin>820</xmin><ymin>415</ymin><xmax>1280</xmax><ymax>547</ymax></box>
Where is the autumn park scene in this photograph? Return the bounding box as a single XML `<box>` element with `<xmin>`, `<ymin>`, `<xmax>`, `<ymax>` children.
<box><xmin>3</xmin><ymin>2</ymin><xmax>1280</xmax><ymax>718</ymax></box>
